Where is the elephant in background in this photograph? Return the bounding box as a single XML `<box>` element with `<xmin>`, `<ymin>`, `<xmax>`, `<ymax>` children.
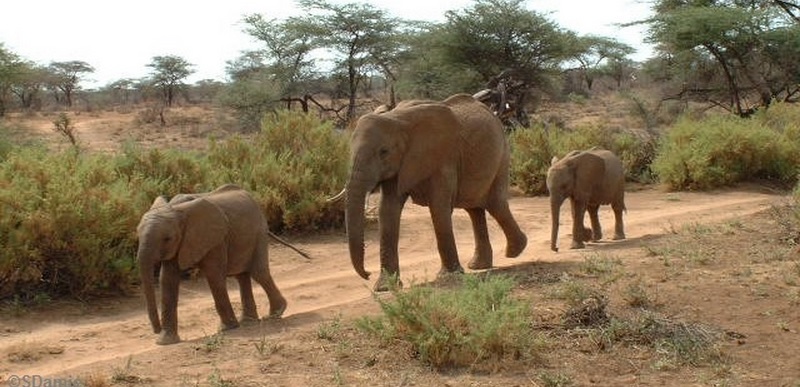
<box><xmin>136</xmin><ymin>184</ymin><xmax>287</xmax><ymax>345</ymax></box>
<box><xmin>546</xmin><ymin>148</ymin><xmax>626</xmax><ymax>252</ymax></box>
<box><xmin>344</xmin><ymin>93</ymin><xmax>528</xmax><ymax>291</ymax></box>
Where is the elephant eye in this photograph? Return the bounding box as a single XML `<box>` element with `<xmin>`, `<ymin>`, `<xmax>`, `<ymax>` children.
<box><xmin>379</xmin><ymin>147</ymin><xmax>389</xmax><ymax>159</ymax></box>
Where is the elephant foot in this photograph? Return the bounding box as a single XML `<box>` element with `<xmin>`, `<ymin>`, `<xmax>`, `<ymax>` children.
<box><xmin>468</xmin><ymin>257</ymin><xmax>492</xmax><ymax>270</ymax></box>
<box><xmin>373</xmin><ymin>272</ymin><xmax>403</xmax><ymax>292</ymax></box>
<box><xmin>612</xmin><ymin>232</ymin><xmax>626</xmax><ymax>241</ymax></box>
<box><xmin>267</xmin><ymin>300</ymin><xmax>287</xmax><ymax>319</ymax></box>
<box><xmin>239</xmin><ymin>314</ymin><xmax>260</xmax><ymax>325</ymax></box>
<box><xmin>570</xmin><ymin>240</ymin><xmax>586</xmax><ymax>249</ymax></box>
<box><xmin>219</xmin><ymin>320</ymin><xmax>240</xmax><ymax>331</ymax></box>
<box><xmin>581</xmin><ymin>228</ymin><xmax>594</xmax><ymax>242</ymax></box>
<box><xmin>156</xmin><ymin>331</ymin><xmax>181</xmax><ymax>346</ymax></box>
<box><xmin>505</xmin><ymin>232</ymin><xmax>528</xmax><ymax>258</ymax></box>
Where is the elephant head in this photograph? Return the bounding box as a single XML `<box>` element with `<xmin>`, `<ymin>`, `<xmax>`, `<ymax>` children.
<box><xmin>345</xmin><ymin>103</ymin><xmax>460</xmax><ymax>280</ymax></box>
<box><xmin>546</xmin><ymin>151</ymin><xmax>605</xmax><ymax>252</ymax></box>
<box><xmin>135</xmin><ymin>195</ymin><xmax>228</xmax><ymax>342</ymax></box>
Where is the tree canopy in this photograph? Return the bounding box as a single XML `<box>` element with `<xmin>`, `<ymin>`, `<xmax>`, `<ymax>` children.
<box><xmin>146</xmin><ymin>55</ymin><xmax>195</xmax><ymax>107</ymax></box>
<box><xmin>642</xmin><ymin>0</ymin><xmax>800</xmax><ymax>116</ymax></box>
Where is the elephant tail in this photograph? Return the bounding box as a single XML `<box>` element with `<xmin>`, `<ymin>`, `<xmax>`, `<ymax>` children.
<box><xmin>267</xmin><ymin>230</ymin><xmax>312</xmax><ymax>260</ymax></box>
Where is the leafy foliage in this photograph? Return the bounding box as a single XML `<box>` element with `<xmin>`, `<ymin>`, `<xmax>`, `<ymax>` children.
<box><xmin>652</xmin><ymin>114</ymin><xmax>800</xmax><ymax>190</ymax></box>
<box><xmin>207</xmin><ymin>110</ymin><xmax>349</xmax><ymax>231</ymax></box>
<box><xmin>0</xmin><ymin>111</ymin><xmax>348</xmax><ymax>301</ymax></box>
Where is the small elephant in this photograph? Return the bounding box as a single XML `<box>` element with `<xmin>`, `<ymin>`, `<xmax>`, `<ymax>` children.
<box><xmin>344</xmin><ymin>93</ymin><xmax>528</xmax><ymax>291</ymax></box>
<box><xmin>136</xmin><ymin>184</ymin><xmax>288</xmax><ymax>345</ymax></box>
<box><xmin>547</xmin><ymin>148</ymin><xmax>626</xmax><ymax>251</ymax></box>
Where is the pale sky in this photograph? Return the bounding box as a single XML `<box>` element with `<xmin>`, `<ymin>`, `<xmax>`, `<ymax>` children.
<box><xmin>0</xmin><ymin>0</ymin><xmax>653</xmax><ymax>89</ymax></box>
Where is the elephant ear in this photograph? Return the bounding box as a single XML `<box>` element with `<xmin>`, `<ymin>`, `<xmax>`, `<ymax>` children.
<box><xmin>396</xmin><ymin>104</ymin><xmax>459</xmax><ymax>194</ymax></box>
<box><xmin>571</xmin><ymin>152</ymin><xmax>606</xmax><ymax>189</ymax></box>
<box><xmin>175</xmin><ymin>198</ymin><xmax>228</xmax><ymax>269</ymax></box>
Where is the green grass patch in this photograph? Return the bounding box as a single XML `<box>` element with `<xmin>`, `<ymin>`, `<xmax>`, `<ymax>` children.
<box><xmin>357</xmin><ymin>274</ymin><xmax>546</xmax><ymax>372</ymax></box>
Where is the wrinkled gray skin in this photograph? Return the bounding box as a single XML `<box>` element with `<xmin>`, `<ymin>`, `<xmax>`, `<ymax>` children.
<box><xmin>136</xmin><ymin>184</ymin><xmax>286</xmax><ymax>345</ymax></box>
<box><xmin>345</xmin><ymin>93</ymin><xmax>528</xmax><ymax>291</ymax></box>
<box><xmin>546</xmin><ymin>148</ymin><xmax>626</xmax><ymax>252</ymax></box>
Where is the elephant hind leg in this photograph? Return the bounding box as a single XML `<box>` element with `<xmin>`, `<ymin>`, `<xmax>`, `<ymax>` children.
<box><xmin>466</xmin><ymin>208</ymin><xmax>493</xmax><ymax>270</ymax></box>
<box><xmin>611</xmin><ymin>199</ymin><xmax>626</xmax><ymax>240</ymax></box>
<box><xmin>487</xmin><ymin>201</ymin><xmax>527</xmax><ymax>258</ymax></box>
<box><xmin>588</xmin><ymin>204</ymin><xmax>602</xmax><ymax>241</ymax></box>
<box><xmin>249</xmin><ymin>249</ymin><xmax>287</xmax><ymax>318</ymax></box>
<box><xmin>236</xmin><ymin>273</ymin><xmax>259</xmax><ymax>322</ymax></box>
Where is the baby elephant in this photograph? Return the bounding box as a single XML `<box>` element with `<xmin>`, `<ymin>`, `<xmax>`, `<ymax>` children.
<box><xmin>136</xmin><ymin>184</ymin><xmax>287</xmax><ymax>345</ymax></box>
<box><xmin>546</xmin><ymin>148</ymin><xmax>626</xmax><ymax>251</ymax></box>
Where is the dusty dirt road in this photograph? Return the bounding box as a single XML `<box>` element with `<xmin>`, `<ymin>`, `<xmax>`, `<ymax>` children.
<box><xmin>0</xmin><ymin>184</ymin><xmax>791</xmax><ymax>385</ymax></box>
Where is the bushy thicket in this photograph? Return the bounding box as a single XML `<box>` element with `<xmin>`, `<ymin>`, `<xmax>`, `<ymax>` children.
<box><xmin>652</xmin><ymin>112</ymin><xmax>800</xmax><ymax>190</ymax></box>
<box><xmin>508</xmin><ymin>124</ymin><xmax>656</xmax><ymax>195</ymax></box>
<box><xmin>0</xmin><ymin>111</ymin><xmax>349</xmax><ymax>301</ymax></box>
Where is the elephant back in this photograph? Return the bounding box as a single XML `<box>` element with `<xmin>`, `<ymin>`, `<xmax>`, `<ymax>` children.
<box><xmin>443</xmin><ymin>94</ymin><xmax>508</xmax><ymax>206</ymax></box>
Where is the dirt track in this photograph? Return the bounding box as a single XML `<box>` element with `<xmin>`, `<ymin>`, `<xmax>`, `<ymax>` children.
<box><xmin>0</xmin><ymin>184</ymin><xmax>788</xmax><ymax>381</ymax></box>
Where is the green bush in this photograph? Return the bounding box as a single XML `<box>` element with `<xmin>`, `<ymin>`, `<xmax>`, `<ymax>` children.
<box><xmin>0</xmin><ymin>110</ymin><xmax>350</xmax><ymax>301</ymax></box>
<box><xmin>357</xmin><ymin>274</ymin><xmax>544</xmax><ymax>372</ymax></box>
<box><xmin>208</xmin><ymin>110</ymin><xmax>349</xmax><ymax>231</ymax></box>
<box><xmin>508</xmin><ymin>125</ymin><xmax>554</xmax><ymax>195</ymax></box>
<box><xmin>0</xmin><ymin>148</ymin><xmax>140</xmax><ymax>300</ymax></box>
<box><xmin>652</xmin><ymin>115</ymin><xmax>800</xmax><ymax>190</ymax></box>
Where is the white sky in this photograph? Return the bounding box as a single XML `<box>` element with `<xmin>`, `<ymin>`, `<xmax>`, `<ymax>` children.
<box><xmin>0</xmin><ymin>0</ymin><xmax>653</xmax><ymax>89</ymax></box>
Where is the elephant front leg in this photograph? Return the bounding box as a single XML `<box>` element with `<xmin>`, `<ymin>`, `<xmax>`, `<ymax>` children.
<box><xmin>375</xmin><ymin>189</ymin><xmax>406</xmax><ymax>292</ymax></box>
<box><xmin>428</xmin><ymin>197</ymin><xmax>464</xmax><ymax>277</ymax></box>
<box><xmin>158</xmin><ymin>260</ymin><xmax>181</xmax><ymax>345</ymax></box>
<box><xmin>570</xmin><ymin>199</ymin><xmax>588</xmax><ymax>249</ymax></box>
<box><xmin>236</xmin><ymin>273</ymin><xmax>259</xmax><ymax>323</ymax></box>
<box><xmin>466</xmin><ymin>208</ymin><xmax>493</xmax><ymax>270</ymax></box>
<box><xmin>200</xmin><ymin>259</ymin><xmax>239</xmax><ymax>332</ymax></box>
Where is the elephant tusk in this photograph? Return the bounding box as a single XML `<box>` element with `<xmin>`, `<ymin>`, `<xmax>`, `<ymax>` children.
<box><xmin>326</xmin><ymin>188</ymin><xmax>346</xmax><ymax>202</ymax></box>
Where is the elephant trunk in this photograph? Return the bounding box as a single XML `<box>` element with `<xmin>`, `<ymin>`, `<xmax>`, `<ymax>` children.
<box><xmin>550</xmin><ymin>195</ymin><xmax>563</xmax><ymax>252</ymax></box>
<box><xmin>137</xmin><ymin>246</ymin><xmax>161</xmax><ymax>333</ymax></box>
<box><xmin>345</xmin><ymin>180</ymin><xmax>371</xmax><ymax>280</ymax></box>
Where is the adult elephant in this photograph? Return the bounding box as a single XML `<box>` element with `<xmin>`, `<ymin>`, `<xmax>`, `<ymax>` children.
<box><xmin>344</xmin><ymin>93</ymin><xmax>528</xmax><ymax>291</ymax></box>
<box><xmin>136</xmin><ymin>184</ymin><xmax>287</xmax><ymax>345</ymax></box>
<box><xmin>546</xmin><ymin>148</ymin><xmax>626</xmax><ymax>252</ymax></box>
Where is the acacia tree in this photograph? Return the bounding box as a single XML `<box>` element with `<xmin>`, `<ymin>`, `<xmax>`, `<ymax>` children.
<box><xmin>0</xmin><ymin>44</ymin><xmax>26</xmax><ymax>116</ymax></box>
<box><xmin>296</xmin><ymin>0</ymin><xmax>405</xmax><ymax>119</ymax></box>
<box><xmin>644</xmin><ymin>0</ymin><xmax>800</xmax><ymax>115</ymax></box>
<box><xmin>430</xmin><ymin>0</ymin><xmax>576</xmax><ymax>108</ymax></box>
<box><xmin>10</xmin><ymin>63</ymin><xmax>46</xmax><ymax>110</ymax></box>
<box><xmin>146</xmin><ymin>55</ymin><xmax>194</xmax><ymax>107</ymax></box>
<box><xmin>48</xmin><ymin>60</ymin><xmax>94</xmax><ymax>108</ymax></box>
<box><xmin>570</xmin><ymin>35</ymin><xmax>635</xmax><ymax>91</ymax></box>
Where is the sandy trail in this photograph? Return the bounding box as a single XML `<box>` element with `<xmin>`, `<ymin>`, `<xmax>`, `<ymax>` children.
<box><xmin>0</xmin><ymin>185</ymin><xmax>786</xmax><ymax>378</ymax></box>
